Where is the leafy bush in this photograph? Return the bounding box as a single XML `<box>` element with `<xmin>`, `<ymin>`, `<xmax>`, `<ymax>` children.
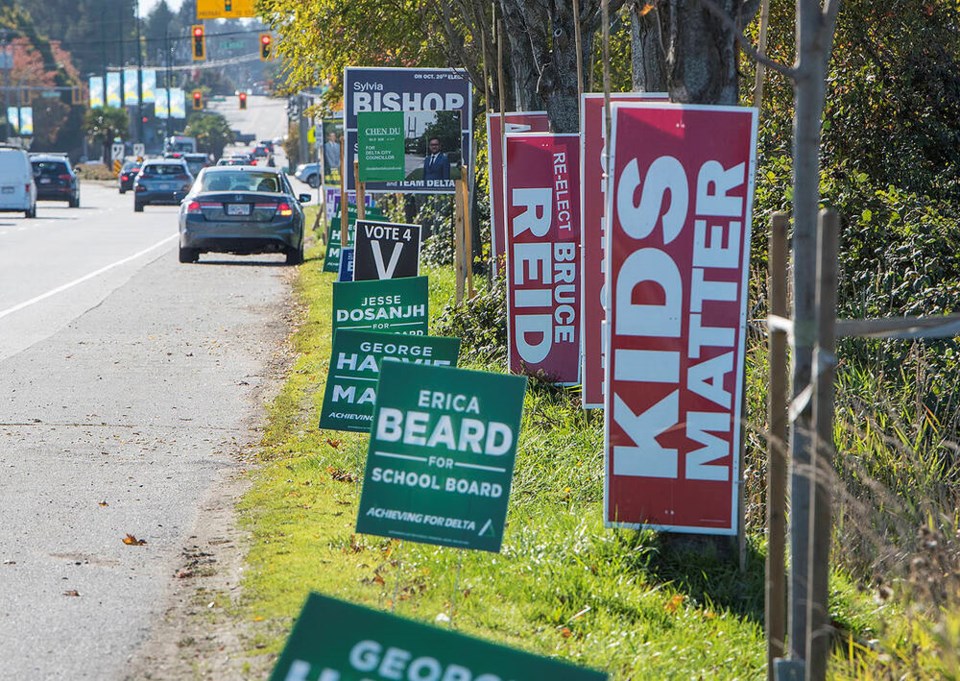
<box><xmin>432</xmin><ymin>277</ymin><xmax>507</xmax><ymax>363</ymax></box>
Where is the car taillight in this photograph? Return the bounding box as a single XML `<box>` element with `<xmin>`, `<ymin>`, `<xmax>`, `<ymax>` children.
<box><xmin>186</xmin><ymin>201</ymin><xmax>203</xmax><ymax>214</ymax></box>
<box><xmin>58</xmin><ymin>174</ymin><xmax>72</xmax><ymax>181</ymax></box>
<box><xmin>277</xmin><ymin>202</ymin><xmax>293</xmax><ymax>216</ymax></box>
<box><xmin>121</xmin><ymin>174</ymin><xmax>129</xmax><ymax>181</ymax></box>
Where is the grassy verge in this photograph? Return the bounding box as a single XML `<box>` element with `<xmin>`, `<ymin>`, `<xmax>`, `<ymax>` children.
<box><xmin>230</xmin><ymin>223</ymin><xmax>948</xmax><ymax>678</ymax></box>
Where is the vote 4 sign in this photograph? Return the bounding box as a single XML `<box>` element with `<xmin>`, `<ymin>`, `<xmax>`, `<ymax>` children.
<box><xmin>604</xmin><ymin>103</ymin><xmax>757</xmax><ymax>534</ymax></box>
<box><xmin>505</xmin><ymin>133</ymin><xmax>581</xmax><ymax>385</ymax></box>
<box><xmin>356</xmin><ymin>362</ymin><xmax>527</xmax><ymax>552</ymax></box>
<box><xmin>320</xmin><ymin>330</ymin><xmax>461</xmax><ymax>433</ymax></box>
<box><xmin>333</xmin><ymin>276</ymin><xmax>429</xmax><ymax>337</ymax></box>
<box><xmin>270</xmin><ymin>593</ymin><xmax>608</xmax><ymax>681</ymax></box>
<box><xmin>353</xmin><ymin>220</ymin><xmax>422</xmax><ymax>281</ymax></box>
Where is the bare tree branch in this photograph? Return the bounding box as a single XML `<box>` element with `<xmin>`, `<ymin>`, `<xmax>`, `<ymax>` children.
<box><xmin>700</xmin><ymin>0</ymin><xmax>797</xmax><ymax>80</ymax></box>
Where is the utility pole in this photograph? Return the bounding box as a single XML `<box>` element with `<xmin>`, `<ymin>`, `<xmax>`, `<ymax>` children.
<box><xmin>135</xmin><ymin>0</ymin><xmax>144</xmax><ymax>143</ymax></box>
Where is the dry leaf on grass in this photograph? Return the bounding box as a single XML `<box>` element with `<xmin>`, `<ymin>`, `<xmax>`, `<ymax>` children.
<box><xmin>122</xmin><ymin>534</ymin><xmax>147</xmax><ymax>546</ymax></box>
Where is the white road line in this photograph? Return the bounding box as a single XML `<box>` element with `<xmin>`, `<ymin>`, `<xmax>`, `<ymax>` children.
<box><xmin>0</xmin><ymin>234</ymin><xmax>177</xmax><ymax>321</ymax></box>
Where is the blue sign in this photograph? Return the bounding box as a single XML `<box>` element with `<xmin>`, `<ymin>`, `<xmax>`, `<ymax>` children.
<box><xmin>338</xmin><ymin>246</ymin><xmax>354</xmax><ymax>281</ymax></box>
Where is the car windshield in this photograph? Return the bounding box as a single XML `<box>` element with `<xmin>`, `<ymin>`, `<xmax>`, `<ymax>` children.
<box><xmin>143</xmin><ymin>164</ymin><xmax>187</xmax><ymax>176</ymax></box>
<box><xmin>200</xmin><ymin>172</ymin><xmax>280</xmax><ymax>193</ymax></box>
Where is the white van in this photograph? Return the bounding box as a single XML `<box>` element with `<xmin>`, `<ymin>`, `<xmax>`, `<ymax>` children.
<box><xmin>0</xmin><ymin>145</ymin><xmax>37</xmax><ymax>218</ymax></box>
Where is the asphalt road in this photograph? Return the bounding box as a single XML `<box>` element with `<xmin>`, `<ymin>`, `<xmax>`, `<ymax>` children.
<box><xmin>0</xmin><ymin>181</ymin><xmax>292</xmax><ymax>678</ymax></box>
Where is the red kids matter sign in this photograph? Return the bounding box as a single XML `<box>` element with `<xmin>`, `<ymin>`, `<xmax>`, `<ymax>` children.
<box><xmin>505</xmin><ymin>133</ymin><xmax>581</xmax><ymax>384</ymax></box>
<box><xmin>604</xmin><ymin>103</ymin><xmax>757</xmax><ymax>534</ymax></box>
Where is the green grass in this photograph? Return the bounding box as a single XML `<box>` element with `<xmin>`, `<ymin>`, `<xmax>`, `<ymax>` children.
<box><xmin>230</xmin><ymin>221</ymin><xmax>957</xmax><ymax>679</ymax></box>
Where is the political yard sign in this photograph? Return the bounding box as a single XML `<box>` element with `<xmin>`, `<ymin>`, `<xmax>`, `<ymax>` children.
<box><xmin>332</xmin><ymin>276</ymin><xmax>429</xmax><ymax>337</ymax></box>
<box><xmin>320</xmin><ymin>330</ymin><xmax>461</xmax><ymax>433</ymax></box>
<box><xmin>269</xmin><ymin>593</ymin><xmax>608</xmax><ymax>681</ymax></box>
<box><xmin>356</xmin><ymin>362</ymin><xmax>527</xmax><ymax>552</ymax></box>
<box><xmin>580</xmin><ymin>92</ymin><xmax>668</xmax><ymax>409</ymax></box>
<box><xmin>504</xmin><ymin>133</ymin><xmax>581</xmax><ymax>385</ymax></box>
<box><xmin>604</xmin><ymin>103</ymin><xmax>757</xmax><ymax>534</ymax></box>
<box><xmin>323</xmin><ymin>206</ymin><xmax>386</xmax><ymax>273</ymax></box>
<box><xmin>353</xmin><ymin>220</ymin><xmax>422</xmax><ymax>281</ymax></box>
<box><xmin>344</xmin><ymin>67</ymin><xmax>472</xmax><ymax>194</ymax></box>
<box><xmin>358</xmin><ymin>111</ymin><xmax>406</xmax><ymax>182</ymax></box>
<box><xmin>338</xmin><ymin>246</ymin><xmax>354</xmax><ymax>282</ymax></box>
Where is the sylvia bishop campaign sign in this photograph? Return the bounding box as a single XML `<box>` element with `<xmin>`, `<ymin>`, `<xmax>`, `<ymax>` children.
<box><xmin>604</xmin><ymin>103</ymin><xmax>757</xmax><ymax>534</ymax></box>
<box><xmin>356</xmin><ymin>362</ymin><xmax>526</xmax><ymax>552</ymax></box>
<box><xmin>504</xmin><ymin>133</ymin><xmax>581</xmax><ymax>385</ymax></box>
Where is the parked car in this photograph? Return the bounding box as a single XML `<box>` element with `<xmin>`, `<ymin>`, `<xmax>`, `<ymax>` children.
<box><xmin>294</xmin><ymin>162</ymin><xmax>321</xmax><ymax>188</ymax></box>
<box><xmin>133</xmin><ymin>159</ymin><xmax>194</xmax><ymax>212</ymax></box>
<box><xmin>0</xmin><ymin>145</ymin><xmax>37</xmax><ymax>218</ymax></box>
<box><xmin>177</xmin><ymin>166</ymin><xmax>310</xmax><ymax>265</ymax></box>
<box><xmin>118</xmin><ymin>160</ymin><xmax>141</xmax><ymax>193</ymax></box>
<box><xmin>30</xmin><ymin>153</ymin><xmax>80</xmax><ymax>207</ymax></box>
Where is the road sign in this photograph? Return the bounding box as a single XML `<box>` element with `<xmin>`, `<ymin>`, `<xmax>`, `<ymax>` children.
<box><xmin>269</xmin><ymin>593</ymin><xmax>608</xmax><ymax>681</ymax></box>
<box><xmin>111</xmin><ymin>143</ymin><xmax>125</xmax><ymax>162</ymax></box>
<box><xmin>356</xmin><ymin>361</ymin><xmax>527</xmax><ymax>552</ymax></box>
<box><xmin>132</xmin><ymin>143</ymin><xmax>145</xmax><ymax>157</ymax></box>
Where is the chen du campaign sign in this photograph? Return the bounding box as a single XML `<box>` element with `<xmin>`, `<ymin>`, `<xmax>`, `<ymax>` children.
<box><xmin>580</xmin><ymin>93</ymin><xmax>667</xmax><ymax>409</ymax></box>
<box><xmin>486</xmin><ymin>111</ymin><xmax>550</xmax><ymax>274</ymax></box>
<box><xmin>319</xmin><ymin>330</ymin><xmax>461</xmax><ymax>433</ymax></box>
<box><xmin>344</xmin><ymin>67</ymin><xmax>472</xmax><ymax>194</ymax></box>
<box><xmin>332</xmin><ymin>277</ymin><xmax>429</xmax><ymax>337</ymax></box>
<box><xmin>270</xmin><ymin>593</ymin><xmax>608</xmax><ymax>681</ymax></box>
<box><xmin>357</xmin><ymin>111</ymin><xmax>406</xmax><ymax>182</ymax></box>
<box><xmin>356</xmin><ymin>362</ymin><xmax>526</xmax><ymax>552</ymax></box>
<box><xmin>504</xmin><ymin>133</ymin><xmax>581</xmax><ymax>385</ymax></box>
<box><xmin>353</xmin><ymin>220</ymin><xmax>422</xmax><ymax>281</ymax></box>
<box><xmin>604</xmin><ymin>103</ymin><xmax>757</xmax><ymax>534</ymax></box>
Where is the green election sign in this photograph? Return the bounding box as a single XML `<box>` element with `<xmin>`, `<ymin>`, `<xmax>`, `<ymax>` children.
<box><xmin>332</xmin><ymin>276</ymin><xmax>429</xmax><ymax>337</ymax></box>
<box><xmin>358</xmin><ymin>111</ymin><xmax>405</xmax><ymax>182</ymax></box>
<box><xmin>356</xmin><ymin>362</ymin><xmax>527</xmax><ymax>552</ymax></box>
<box><xmin>323</xmin><ymin>206</ymin><xmax>387</xmax><ymax>273</ymax></box>
<box><xmin>270</xmin><ymin>593</ymin><xmax>608</xmax><ymax>681</ymax></box>
<box><xmin>320</xmin><ymin>330</ymin><xmax>461</xmax><ymax>433</ymax></box>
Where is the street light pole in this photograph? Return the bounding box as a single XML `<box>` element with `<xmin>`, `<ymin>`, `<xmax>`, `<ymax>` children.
<box><xmin>135</xmin><ymin>0</ymin><xmax>144</xmax><ymax>143</ymax></box>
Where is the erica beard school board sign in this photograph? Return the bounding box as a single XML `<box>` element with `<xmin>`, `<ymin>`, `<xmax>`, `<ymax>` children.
<box><xmin>356</xmin><ymin>362</ymin><xmax>526</xmax><ymax>552</ymax></box>
<box><xmin>319</xmin><ymin>330</ymin><xmax>461</xmax><ymax>433</ymax></box>
<box><xmin>269</xmin><ymin>593</ymin><xmax>608</xmax><ymax>681</ymax></box>
<box><xmin>604</xmin><ymin>103</ymin><xmax>757</xmax><ymax>534</ymax></box>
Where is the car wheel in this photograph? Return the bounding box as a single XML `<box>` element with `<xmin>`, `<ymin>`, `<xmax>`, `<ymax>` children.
<box><xmin>69</xmin><ymin>196</ymin><xmax>79</xmax><ymax>208</ymax></box>
<box><xmin>25</xmin><ymin>204</ymin><xmax>35</xmax><ymax>219</ymax></box>
<box><xmin>178</xmin><ymin>246</ymin><xmax>199</xmax><ymax>263</ymax></box>
<box><xmin>307</xmin><ymin>174</ymin><xmax>319</xmax><ymax>189</ymax></box>
<box><xmin>285</xmin><ymin>245</ymin><xmax>304</xmax><ymax>266</ymax></box>
<box><xmin>134</xmin><ymin>201</ymin><xmax>144</xmax><ymax>212</ymax></box>
<box><xmin>119</xmin><ymin>188</ymin><xmax>126</xmax><ymax>194</ymax></box>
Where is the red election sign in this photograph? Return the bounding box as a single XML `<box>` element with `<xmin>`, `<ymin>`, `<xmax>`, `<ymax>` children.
<box><xmin>505</xmin><ymin>133</ymin><xmax>581</xmax><ymax>384</ymax></box>
<box><xmin>580</xmin><ymin>93</ymin><xmax>667</xmax><ymax>409</ymax></box>
<box><xmin>486</xmin><ymin>112</ymin><xmax>550</xmax><ymax>276</ymax></box>
<box><xmin>604</xmin><ymin>103</ymin><xmax>757</xmax><ymax>534</ymax></box>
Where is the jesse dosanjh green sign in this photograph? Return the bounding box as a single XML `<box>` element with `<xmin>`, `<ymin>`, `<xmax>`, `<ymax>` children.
<box><xmin>332</xmin><ymin>276</ymin><xmax>429</xmax><ymax>337</ymax></box>
<box><xmin>356</xmin><ymin>362</ymin><xmax>527</xmax><ymax>552</ymax></box>
<box><xmin>320</xmin><ymin>330</ymin><xmax>461</xmax><ymax>433</ymax></box>
<box><xmin>269</xmin><ymin>593</ymin><xmax>608</xmax><ymax>681</ymax></box>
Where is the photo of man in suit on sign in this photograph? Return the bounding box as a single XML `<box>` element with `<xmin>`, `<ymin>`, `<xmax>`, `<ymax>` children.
<box><xmin>422</xmin><ymin>137</ymin><xmax>451</xmax><ymax>182</ymax></box>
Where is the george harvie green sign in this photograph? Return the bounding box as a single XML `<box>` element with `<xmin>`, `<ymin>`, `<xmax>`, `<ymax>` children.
<box><xmin>269</xmin><ymin>593</ymin><xmax>608</xmax><ymax>681</ymax></box>
<box><xmin>356</xmin><ymin>361</ymin><xmax>527</xmax><ymax>552</ymax></box>
<box><xmin>319</xmin><ymin>330</ymin><xmax>461</xmax><ymax>433</ymax></box>
<box><xmin>332</xmin><ymin>276</ymin><xmax>429</xmax><ymax>337</ymax></box>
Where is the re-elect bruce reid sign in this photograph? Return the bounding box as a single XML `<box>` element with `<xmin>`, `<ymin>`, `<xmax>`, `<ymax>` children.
<box><xmin>580</xmin><ymin>93</ymin><xmax>668</xmax><ymax>409</ymax></box>
<box><xmin>353</xmin><ymin>220</ymin><xmax>422</xmax><ymax>281</ymax></box>
<box><xmin>344</xmin><ymin>67</ymin><xmax>472</xmax><ymax>194</ymax></box>
<box><xmin>332</xmin><ymin>276</ymin><xmax>429</xmax><ymax>337</ymax></box>
<box><xmin>356</xmin><ymin>362</ymin><xmax>527</xmax><ymax>552</ymax></box>
<box><xmin>269</xmin><ymin>593</ymin><xmax>608</xmax><ymax>681</ymax></box>
<box><xmin>320</xmin><ymin>330</ymin><xmax>461</xmax><ymax>433</ymax></box>
<box><xmin>505</xmin><ymin>133</ymin><xmax>581</xmax><ymax>385</ymax></box>
<box><xmin>604</xmin><ymin>103</ymin><xmax>757</xmax><ymax>534</ymax></box>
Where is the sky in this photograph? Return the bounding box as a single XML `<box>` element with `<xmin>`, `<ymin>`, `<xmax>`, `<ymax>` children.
<box><xmin>139</xmin><ymin>0</ymin><xmax>184</xmax><ymax>17</ymax></box>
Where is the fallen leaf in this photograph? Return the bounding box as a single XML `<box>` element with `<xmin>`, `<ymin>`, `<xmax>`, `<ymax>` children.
<box><xmin>373</xmin><ymin>573</ymin><xmax>385</xmax><ymax>586</ymax></box>
<box><xmin>326</xmin><ymin>439</ymin><xmax>341</xmax><ymax>449</ymax></box>
<box><xmin>175</xmin><ymin>569</ymin><xmax>194</xmax><ymax>579</ymax></box>
<box><xmin>665</xmin><ymin>593</ymin><xmax>685</xmax><ymax>613</ymax></box>
<box><xmin>63</xmin><ymin>589</ymin><xmax>81</xmax><ymax>597</ymax></box>
<box><xmin>560</xmin><ymin>627</ymin><xmax>572</xmax><ymax>638</ymax></box>
<box><xmin>122</xmin><ymin>534</ymin><xmax>147</xmax><ymax>546</ymax></box>
<box><xmin>98</xmin><ymin>500</ymin><xmax>109</xmax><ymax>507</ymax></box>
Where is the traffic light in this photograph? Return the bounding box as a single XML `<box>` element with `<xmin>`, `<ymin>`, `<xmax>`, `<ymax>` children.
<box><xmin>239</xmin><ymin>91</ymin><xmax>247</xmax><ymax>110</ymax></box>
<box><xmin>192</xmin><ymin>25</ymin><xmax>205</xmax><ymax>61</ymax></box>
<box><xmin>259</xmin><ymin>34</ymin><xmax>272</xmax><ymax>61</ymax></box>
<box><xmin>192</xmin><ymin>90</ymin><xmax>203</xmax><ymax>110</ymax></box>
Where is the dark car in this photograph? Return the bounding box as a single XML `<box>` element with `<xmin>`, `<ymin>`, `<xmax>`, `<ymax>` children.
<box><xmin>133</xmin><ymin>159</ymin><xmax>194</xmax><ymax>212</ymax></box>
<box><xmin>118</xmin><ymin>160</ymin><xmax>141</xmax><ymax>193</ymax></box>
<box><xmin>177</xmin><ymin>166</ymin><xmax>310</xmax><ymax>265</ymax></box>
<box><xmin>30</xmin><ymin>154</ymin><xmax>79</xmax><ymax>207</ymax></box>
<box><xmin>181</xmin><ymin>152</ymin><xmax>211</xmax><ymax>178</ymax></box>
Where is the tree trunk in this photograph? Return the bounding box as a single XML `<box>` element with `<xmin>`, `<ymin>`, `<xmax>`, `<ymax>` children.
<box><xmin>630</xmin><ymin>3</ymin><xmax>668</xmax><ymax>92</ymax></box>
